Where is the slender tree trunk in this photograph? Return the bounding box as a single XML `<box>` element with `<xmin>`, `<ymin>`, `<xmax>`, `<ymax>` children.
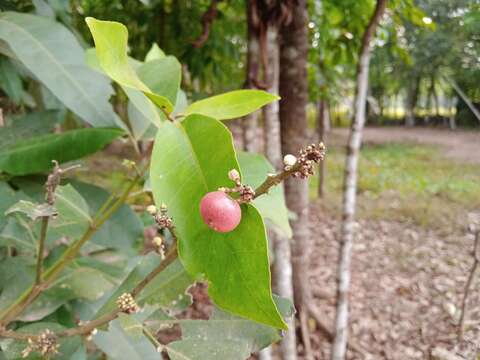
<box><xmin>263</xmin><ymin>26</ymin><xmax>282</xmax><ymax>170</ymax></box>
<box><xmin>280</xmin><ymin>1</ymin><xmax>310</xmax><ymax>358</ymax></box>
<box><xmin>331</xmin><ymin>1</ymin><xmax>387</xmax><ymax>359</ymax></box>
<box><xmin>317</xmin><ymin>98</ymin><xmax>330</xmax><ymax>198</ymax></box>
<box><xmin>262</xmin><ymin>22</ymin><xmax>298</xmax><ymax>360</ymax></box>
<box><xmin>243</xmin><ymin>1</ymin><xmax>260</xmax><ymax>152</ymax></box>
<box><xmin>405</xmin><ymin>76</ymin><xmax>420</xmax><ymax>127</ymax></box>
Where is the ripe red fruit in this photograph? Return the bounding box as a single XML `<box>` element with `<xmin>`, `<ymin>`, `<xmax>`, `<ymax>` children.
<box><xmin>199</xmin><ymin>191</ymin><xmax>241</xmax><ymax>233</ymax></box>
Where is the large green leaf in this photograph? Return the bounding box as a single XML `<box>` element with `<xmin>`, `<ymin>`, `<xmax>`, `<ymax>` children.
<box><xmin>85</xmin><ymin>17</ymin><xmax>174</xmax><ymax>114</ymax></box>
<box><xmin>0</xmin><ymin>12</ymin><xmax>119</xmax><ymax>128</ymax></box>
<box><xmin>150</xmin><ymin>114</ymin><xmax>285</xmax><ymax>329</ymax></box>
<box><xmin>0</xmin><ymin>128</ymin><xmax>123</xmax><ymax>175</ymax></box>
<box><xmin>70</xmin><ymin>181</ymin><xmax>143</xmax><ymax>253</ymax></box>
<box><xmin>185</xmin><ymin>90</ymin><xmax>279</xmax><ymax>120</ymax></box>
<box><xmin>0</xmin><ymin>111</ymin><xmax>60</xmax><ymax>151</ymax></box>
<box><xmin>167</xmin><ymin>297</ymin><xmax>294</xmax><ymax>360</ymax></box>
<box><xmin>237</xmin><ymin>152</ymin><xmax>292</xmax><ymax>238</ymax></box>
<box><xmin>138</xmin><ymin>56</ymin><xmax>181</xmax><ymax>106</ymax></box>
<box><xmin>85</xmin><ymin>48</ymin><xmax>162</xmax><ymax>140</ymax></box>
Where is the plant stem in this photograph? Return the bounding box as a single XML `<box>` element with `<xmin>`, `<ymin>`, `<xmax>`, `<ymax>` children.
<box><xmin>35</xmin><ymin>217</ymin><xmax>49</xmax><ymax>284</ymax></box>
<box><xmin>0</xmin><ymin>173</ymin><xmax>143</xmax><ymax>326</ymax></box>
<box><xmin>253</xmin><ymin>162</ymin><xmax>302</xmax><ymax>199</ymax></box>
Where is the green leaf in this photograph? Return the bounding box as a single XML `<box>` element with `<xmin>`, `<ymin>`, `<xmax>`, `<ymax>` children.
<box><xmin>85</xmin><ymin>47</ymin><xmax>163</xmax><ymax>140</ymax></box>
<box><xmin>0</xmin><ymin>216</ymin><xmax>36</xmax><ymax>251</ymax></box>
<box><xmin>93</xmin><ymin>319</ymin><xmax>159</xmax><ymax>360</ymax></box>
<box><xmin>0</xmin><ymin>111</ymin><xmax>61</xmax><ymax>151</ymax></box>
<box><xmin>138</xmin><ymin>56</ymin><xmax>181</xmax><ymax>106</ymax></box>
<box><xmin>0</xmin><ymin>57</ymin><xmax>22</xmax><ymax>103</ymax></box>
<box><xmin>61</xmin><ymin>267</ymin><xmax>116</xmax><ymax>301</ymax></box>
<box><xmin>185</xmin><ymin>90</ymin><xmax>279</xmax><ymax>120</ymax></box>
<box><xmin>0</xmin><ymin>128</ymin><xmax>123</xmax><ymax>175</ymax></box>
<box><xmin>50</xmin><ymin>184</ymin><xmax>91</xmax><ymax>238</ymax></box>
<box><xmin>0</xmin><ymin>182</ymin><xmax>25</xmax><ymax>231</ymax></box>
<box><xmin>150</xmin><ymin>114</ymin><xmax>286</xmax><ymax>329</ymax></box>
<box><xmin>167</xmin><ymin>296</ymin><xmax>294</xmax><ymax>360</ymax></box>
<box><xmin>144</xmin><ymin>43</ymin><xmax>165</xmax><ymax>62</ymax></box>
<box><xmin>70</xmin><ymin>181</ymin><xmax>143</xmax><ymax>253</ymax></box>
<box><xmin>95</xmin><ymin>255</ymin><xmax>192</xmax><ymax>318</ymax></box>
<box><xmin>237</xmin><ymin>152</ymin><xmax>292</xmax><ymax>238</ymax></box>
<box><xmin>5</xmin><ymin>200</ymin><xmax>56</xmax><ymax>220</ymax></box>
<box><xmin>0</xmin><ymin>12</ymin><xmax>120</xmax><ymax>128</ymax></box>
<box><xmin>85</xmin><ymin>17</ymin><xmax>174</xmax><ymax>114</ymax></box>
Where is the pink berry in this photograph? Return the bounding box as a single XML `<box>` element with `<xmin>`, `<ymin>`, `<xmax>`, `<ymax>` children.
<box><xmin>199</xmin><ymin>191</ymin><xmax>241</xmax><ymax>233</ymax></box>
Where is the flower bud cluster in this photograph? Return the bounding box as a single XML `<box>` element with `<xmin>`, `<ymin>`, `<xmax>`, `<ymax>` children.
<box><xmin>219</xmin><ymin>169</ymin><xmax>256</xmax><ymax>204</ymax></box>
<box><xmin>148</xmin><ymin>204</ymin><xmax>174</xmax><ymax>229</ymax></box>
<box><xmin>116</xmin><ymin>293</ymin><xmax>139</xmax><ymax>314</ymax></box>
<box><xmin>22</xmin><ymin>329</ymin><xmax>59</xmax><ymax>358</ymax></box>
<box><xmin>291</xmin><ymin>143</ymin><xmax>326</xmax><ymax>179</ymax></box>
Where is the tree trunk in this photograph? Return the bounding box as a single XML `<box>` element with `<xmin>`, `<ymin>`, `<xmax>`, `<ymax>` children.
<box><xmin>263</xmin><ymin>26</ymin><xmax>282</xmax><ymax>170</ymax></box>
<box><xmin>262</xmin><ymin>22</ymin><xmax>298</xmax><ymax>360</ymax></box>
<box><xmin>243</xmin><ymin>1</ymin><xmax>260</xmax><ymax>152</ymax></box>
<box><xmin>405</xmin><ymin>76</ymin><xmax>420</xmax><ymax>127</ymax></box>
<box><xmin>331</xmin><ymin>1</ymin><xmax>387</xmax><ymax>359</ymax></box>
<box><xmin>280</xmin><ymin>1</ymin><xmax>309</xmax><ymax>358</ymax></box>
<box><xmin>317</xmin><ymin>98</ymin><xmax>330</xmax><ymax>198</ymax></box>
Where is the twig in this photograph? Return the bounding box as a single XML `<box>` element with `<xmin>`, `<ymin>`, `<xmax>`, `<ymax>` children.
<box><xmin>35</xmin><ymin>217</ymin><xmax>49</xmax><ymax>284</ymax></box>
<box><xmin>253</xmin><ymin>162</ymin><xmax>302</xmax><ymax>199</ymax></box>
<box><xmin>191</xmin><ymin>0</ymin><xmax>220</xmax><ymax>48</ymax></box>
<box><xmin>253</xmin><ymin>143</ymin><xmax>325</xmax><ymax>199</ymax></box>
<box><xmin>458</xmin><ymin>230</ymin><xmax>480</xmax><ymax>341</ymax></box>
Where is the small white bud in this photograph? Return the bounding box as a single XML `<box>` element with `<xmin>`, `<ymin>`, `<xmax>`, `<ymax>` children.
<box><xmin>283</xmin><ymin>154</ymin><xmax>297</xmax><ymax>167</ymax></box>
<box><xmin>228</xmin><ymin>169</ymin><xmax>240</xmax><ymax>181</ymax></box>
<box><xmin>146</xmin><ymin>205</ymin><xmax>157</xmax><ymax>215</ymax></box>
<box><xmin>91</xmin><ymin>328</ymin><xmax>98</xmax><ymax>335</ymax></box>
<box><xmin>153</xmin><ymin>236</ymin><xmax>163</xmax><ymax>247</ymax></box>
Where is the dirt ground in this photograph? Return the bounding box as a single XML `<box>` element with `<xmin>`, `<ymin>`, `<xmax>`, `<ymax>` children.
<box><xmin>301</xmin><ymin>127</ymin><xmax>480</xmax><ymax>360</ymax></box>
<box><xmin>331</xmin><ymin>127</ymin><xmax>480</xmax><ymax>164</ymax></box>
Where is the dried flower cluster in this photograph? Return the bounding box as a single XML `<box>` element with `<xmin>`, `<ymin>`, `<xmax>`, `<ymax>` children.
<box><xmin>116</xmin><ymin>293</ymin><xmax>139</xmax><ymax>314</ymax></box>
<box><xmin>22</xmin><ymin>329</ymin><xmax>59</xmax><ymax>358</ymax></box>
<box><xmin>219</xmin><ymin>169</ymin><xmax>256</xmax><ymax>204</ymax></box>
<box><xmin>148</xmin><ymin>204</ymin><xmax>174</xmax><ymax>229</ymax></box>
<box><xmin>285</xmin><ymin>143</ymin><xmax>326</xmax><ymax>179</ymax></box>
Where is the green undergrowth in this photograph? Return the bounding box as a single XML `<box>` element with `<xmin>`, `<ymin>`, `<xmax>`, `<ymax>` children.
<box><xmin>310</xmin><ymin>143</ymin><xmax>480</xmax><ymax>232</ymax></box>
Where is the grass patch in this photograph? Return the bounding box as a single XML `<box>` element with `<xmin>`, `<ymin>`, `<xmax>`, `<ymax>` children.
<box><xmin>311</xmin><ymin>143</ymin><xmax>480</xmax><ymax>231</ymax></box>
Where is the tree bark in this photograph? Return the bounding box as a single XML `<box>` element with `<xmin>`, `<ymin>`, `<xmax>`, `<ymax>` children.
<box><xmin>243</xmin><ymin>1</ymin><xmax>260</xmax><ymax>152</ymax></box>
<box><xmin>405</xmin><ymin>76</ymin><xmax>420</xmax><ymax>127</ymax></box>
<box><xmin>331</xmin><ymin>1</ymin><xmax>387</xmax><ymax>360</ymax></box>
<box><xmin>262</xmin><ymin>21</ymin><xmax>298</xmax><ymax>360</ymax></box>
<box><xmin>263</xmin><ymin>26</ymin><xmax>282</xmax><ymax>170</ymax></box>
<box><xmin>317</xmin><ymin>98</ymin><xmax>330</xmax><ymax>198</ymax></box>
<box><xmin>279</xmin><ymin>1</ymin><xmax>309</xmax><ymax>358</ymax></box>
